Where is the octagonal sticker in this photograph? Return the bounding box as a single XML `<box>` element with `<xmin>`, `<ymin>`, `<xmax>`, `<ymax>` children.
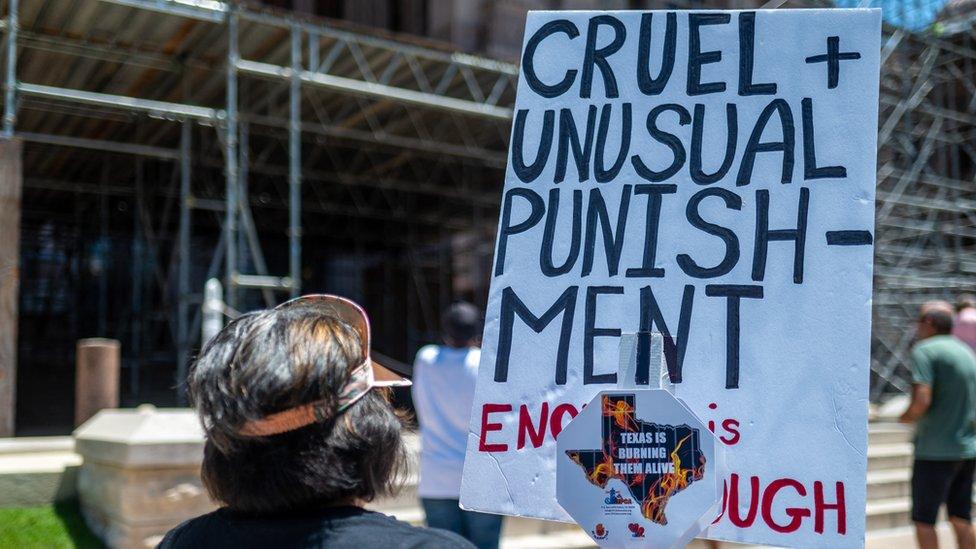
<box><xmin>556</xmin><ymin>390</ymin><xmax>725</xmax><ymax>548</ymax></box>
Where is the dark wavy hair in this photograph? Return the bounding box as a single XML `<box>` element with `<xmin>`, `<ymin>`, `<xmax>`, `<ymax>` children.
<box><xmin>187</xmin><ymin>305</ymin><xmax>408</xmax><ymax>514</ymax></box>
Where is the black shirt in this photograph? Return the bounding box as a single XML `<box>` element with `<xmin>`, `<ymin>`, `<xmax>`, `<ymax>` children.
<box><xmin>158</xmin><ymin>506</ymin><xmax>475</xmax><ymax>549</ymax></box>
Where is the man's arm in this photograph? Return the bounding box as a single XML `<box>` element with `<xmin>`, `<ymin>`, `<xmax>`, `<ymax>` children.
<box><xmin>899</xmin><ymin>383</ymin><xmax>932</xmax><ymax>423</ymax></box>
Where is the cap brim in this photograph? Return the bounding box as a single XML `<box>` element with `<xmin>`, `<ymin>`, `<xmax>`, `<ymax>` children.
<box><xmin>370</xmin><ymin>350</ymin><xmax>412</xmax><ymax>382</ymax></box>
<box><xmin>371</xmin><ymin>361</ymin><xmax>411</xmax><ymax>387</ymax></box>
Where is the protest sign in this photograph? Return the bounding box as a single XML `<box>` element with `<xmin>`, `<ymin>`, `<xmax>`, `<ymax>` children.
<box><xmin>459</xmin><ymin>9</ymin><xmax>881</xmax><ymax>548</ymax></box>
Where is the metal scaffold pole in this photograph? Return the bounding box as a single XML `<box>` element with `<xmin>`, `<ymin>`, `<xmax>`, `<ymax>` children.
<box><xmin>176</xmin><ymin>120</ymin><xmax>191</xmax><ymax>404</ymax></box>
<box><xmin>3</xmin><ymin>0</ymin><xmax>17</xmax><ymax>137</ymax></box>
<box><xmin>237</xmin><ymin>120</ymin><xmax>248</xmax><ymax>291</ymax></box>
<box><xmin>289</xmin><ymin>23</ymin><xmax>302</xmax><ymax>298</ymax></box>
<box><xmin>130</xmin><ymin>159</ymin><xmax>144</xmax><ymax>397</ymax></box>
<box><xmin>224</xmin><ymin>9</ymin><xmax>239</xmax><ymax>311</ymax></box>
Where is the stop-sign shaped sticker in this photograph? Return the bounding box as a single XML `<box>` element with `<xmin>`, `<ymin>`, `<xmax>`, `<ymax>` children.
<box><xmin>556</xmin><ymin>390</ymin><xmax>725</xmax><ymax>548</ymax></box>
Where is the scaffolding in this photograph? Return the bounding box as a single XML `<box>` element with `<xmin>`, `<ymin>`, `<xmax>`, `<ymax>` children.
<box><xmin>3</xmin><ymin>0</ymin><xmax>974</xmax><ymax>430</ymax></box>
<box><xmin>5</xmin><ymin>0</ymin><xmax>515</xmax><ymax>423</ymax></box>
<box><xmin>849</xmin><ymin>2</ymin><xmax>976</xmax><ymax>399</ymax></box>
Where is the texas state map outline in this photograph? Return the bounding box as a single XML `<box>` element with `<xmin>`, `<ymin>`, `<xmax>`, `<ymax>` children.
<box><xmin>565</xmin><ymin>393</ymin><xmax>706</xmax><ymax>526</ymax></box>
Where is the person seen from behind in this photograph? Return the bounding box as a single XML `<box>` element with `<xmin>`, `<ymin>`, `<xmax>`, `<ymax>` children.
<box><xmin>412</xmin><ymin>301</ymin><xmax>503</xmax><ymax>549</ymax></box>
<box><xmin>159</xmin><ymin>295</ymin><xmax>474</xmax><ymax>549</ymax></box>
<box><xmin>953</xmin><ymin>294</ymin><xmax>976</xmax><ymax>352</ymax></box>
<box><xmin>900</xmin><ymin>300</ymin><xmax>976</xmax><ymax>549</ymax></box>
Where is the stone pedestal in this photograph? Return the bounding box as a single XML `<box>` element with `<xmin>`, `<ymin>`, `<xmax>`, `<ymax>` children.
<box><xmin>73</xmin><ymin>405</ymin><xmax>216</xmax><ymax>549</ymax></box>
<box><xmin>75</xmin><ymin>339</ymin><xmax>120</xmax><ymax>426</ymax></box>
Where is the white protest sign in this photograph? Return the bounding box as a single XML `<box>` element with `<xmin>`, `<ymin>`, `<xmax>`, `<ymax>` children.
<box><xmin>557</xmin><ymin>390</ymin><xmax>725</xmax><ymax>548</ymax></box>
<box><xmin>460</xmin><ymin>9</ymin><xmax>880</xmax><ymax>548</ymax></box>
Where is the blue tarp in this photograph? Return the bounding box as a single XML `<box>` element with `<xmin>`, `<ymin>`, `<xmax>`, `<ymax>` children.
<box><xmin>833</xmin><ymin>0</ymin><xmax>950</xmax><ymax>30</ymax></box>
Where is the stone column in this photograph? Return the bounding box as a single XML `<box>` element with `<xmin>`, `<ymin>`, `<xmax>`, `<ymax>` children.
<box><xmin>75</xmin><ymin>338</ymin><xmax>121</xmax><ymax>426</ymax></box>
<box><xmin>74</xmin><ymin>405</ymin><xmax>215</xmax><ymax>549</ymax></box>
<box><xmin>0</xmin><ymin>138</ymin><xmax>22</xmax><ymax>437</ymax></box>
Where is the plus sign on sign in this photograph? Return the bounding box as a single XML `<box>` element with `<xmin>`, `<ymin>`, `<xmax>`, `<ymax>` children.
<box><xmin>460</xmin><ymin>8</ymin><xmax>881</xmax><ymax>549</ymax></box>
<box><xmin>557</xmin><ymin>390</ymin><xmax>724</xmax><ymax>548</ymax></box>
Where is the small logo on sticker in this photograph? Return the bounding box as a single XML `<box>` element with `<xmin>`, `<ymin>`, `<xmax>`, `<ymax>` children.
<box><xmin>604</xmin><ymin>487</ymin><xmax>633</xmax><ymax>505</ymax></box>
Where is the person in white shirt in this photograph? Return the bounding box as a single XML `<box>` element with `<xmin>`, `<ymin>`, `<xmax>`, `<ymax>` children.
<box><xmin>412</xmin><ymin>301</ymin><xmax>502</xmax><ymax>549</ymax></box>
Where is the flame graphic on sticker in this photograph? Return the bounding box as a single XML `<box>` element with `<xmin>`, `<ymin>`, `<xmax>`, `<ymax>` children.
<box><xmin>603</xmin><ymin>394</ymin><xmax>637</xmax><ymax>431</ymax></box>
<box><xmin>640</xmin><ymin>433</ymin><xmax>705</xmax><ymax>524</ymax></box>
